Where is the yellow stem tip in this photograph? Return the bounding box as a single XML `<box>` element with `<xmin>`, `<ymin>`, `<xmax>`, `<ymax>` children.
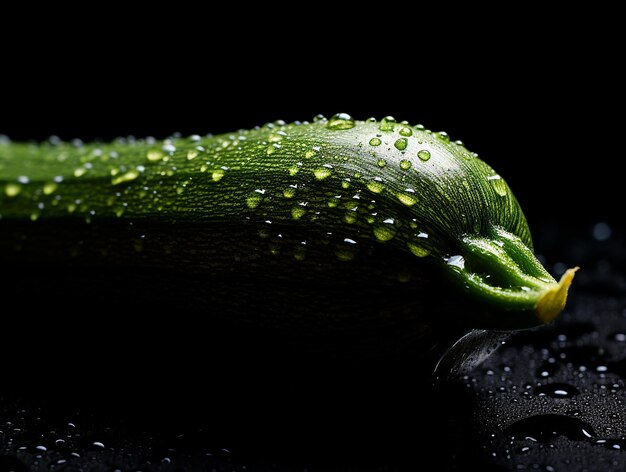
<box><xmin>536</xmin><ymin>267</ymin><xmax>579</xmax><ymax>324</ymax></box>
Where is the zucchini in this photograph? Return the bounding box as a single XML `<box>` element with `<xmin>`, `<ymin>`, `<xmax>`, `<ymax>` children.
<box><xmin>0</xmin><ymin>115</ymin><xmax>575</xmax><ymax>354</ymax></box>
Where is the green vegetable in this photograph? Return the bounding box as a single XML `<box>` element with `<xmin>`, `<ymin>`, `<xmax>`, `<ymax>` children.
<box><xmin>0</xmin><ymin>115</ymin><xmax>575</xmax><ymax>340</ymax></box>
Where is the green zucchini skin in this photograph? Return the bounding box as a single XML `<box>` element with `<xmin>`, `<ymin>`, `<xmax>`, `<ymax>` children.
<box><xmin>0</xmin><ymin>116</ymin><xmax>574</xmax><ymax>354</ymax></box>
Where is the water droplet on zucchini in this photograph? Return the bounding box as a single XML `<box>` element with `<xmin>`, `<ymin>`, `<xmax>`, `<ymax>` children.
<box><xmin>291</xmin><ymin>206</ymin><xmax>306</xmax><ymax>220</ymax></box>
<box><xmin>283</xmin><ymin>187</ymin><xmax>296</xmax><ymax>198</ymax></box>
<box><xmin>111</xmin><ymin>169</ymin><xmax>139</xmax><ymax>185</ymax></box>
<box><xmin>43</xmin><ymin>182</ymin><xmax>58</xmax><ymax>195</ymax></box>
<box><xmin>4</xmin><ymin>183</ymin><xmax>21</xmax><ymax>197</ymax></box>
<box><xmin>487</xmin><ymin>175</ymin><xmax>508</xmax><ymax>197</ymax></box>
<box><xmin>373</xmin><ymin>220</ymin><xmax>397</xmax><ymax>242</ymax></box>
<box><xmin>314</xmin><ymin>166</ymin><xmax>333</xmax><ymax>180</ymax></box>
<box><xmin>407</xmin><ymin>242</ymin><xmax>429</xmax><ymax>257</ymax></box>
<box><xmin>397</xmin><ymin>191</ymin><xmax>417</xmax><ymax>207</ymax></box>
<box><xmin>366</xmin><ymin>178</ymin><xmax>385</xmax><ymax>194</ymax></box>
<box><xmin>394</xmin><ymin>138</ymin><xmax>408</xmax><ymax>151</ymax></box>
<box><xmin>343</xmin><ymin>212</ymin><xmax>357</xmax><ymax>224</ymax></box>
<box><xmin>436</xmin><ymin>131</ymin><xmax>450</xmax><ymax>143</ymax></box>
<box><xmin>212</xmin><ymin>169</ymin><xmax>225</xmax><ymax>181</ymax></box>
<box><xmin>379</xmin><ymin>116</ymin><xmax>396</xmax><ymax>132</ymax></box>
<box><xmin>288</xmin><ymin>164</ymin><xmax>300</xmax><ymax>176</ymax></box>
<box><xmin>246</xmin><ymin>189</ymin><xmax>265</xmax><ymax>209</ymax></box>
<box><xmin>326</xmin><ymin>113</ymin><xmax>355</xmax><ymax>130</ymax></box>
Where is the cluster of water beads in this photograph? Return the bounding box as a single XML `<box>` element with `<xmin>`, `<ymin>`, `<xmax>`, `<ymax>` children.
<box><xmin>0</xmin><ymin>114</ymin><xmax>497</xmax><ymax>260</ymax></box>
<box><xmin>0</xmin><ymin>410</ymin><xmax>239</xmax><ymax>471</ymax></box>
<box><xmin>457</xmin><ymin>298</ymin><xmax>626</xmax><ymax>469</ymax></box>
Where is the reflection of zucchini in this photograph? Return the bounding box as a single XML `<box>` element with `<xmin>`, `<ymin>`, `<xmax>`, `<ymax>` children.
<box><xmin>0</xmin><ymin>115</ymin><xmax>574</xmax><ymax>338</ymax></box>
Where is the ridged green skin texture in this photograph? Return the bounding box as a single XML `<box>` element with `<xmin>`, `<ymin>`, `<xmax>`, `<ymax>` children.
<box><xmin>0</xmin><ymin>116</ymin><xmax>561</xmax><ymax>351</ymax></box>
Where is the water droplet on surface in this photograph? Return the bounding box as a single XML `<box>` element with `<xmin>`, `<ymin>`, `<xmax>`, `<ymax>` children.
<box><xmin>343</xmin><ymin>212</ymin><xmax>357</xmax><ymax>224</ymax></box>
<box><xmin>417</xmin><ymin>150</ymin><xmax>431</xmax><ymax>161</ymax></box>
<box><xmin>397</xmin><ymin>191</ymin><xmax>417</xmax><ymax>207</ymax></box>
<box><xmin>314</xmin><ymin>166</ymin><xmax>333</xmax><ymax>180</ymax></box>
<box><xmin>268</xmin><ymin>132</ymin><xmax>284</xmax><ymax>143</ymax></box>
<box><xmin>369</xmin><ymin>137</ymin><xmax>382</xmax><ymax>146</ymax></box>
<box><xmin>436</xmin><ymin>131</ymin><xmax>450</xmax><ymax>142</ymax></box>
<box><xmin>593</xmin><ymin>222</ymin><xmax>612</xmax><ymax>241</ymax></box>
<box><xmin>246</xmin><ymin>189</ymin><xmax>265</xmax><ymax>209</ymax></box>
<box><xmin>394</xmin><ymin>138</ymin><xmax>408</xmax><ymax>151</ymax></box>
<box><xmin>377</xmin><ymin>158</ymin><xmax>387</xmax><ymax>168</ymax></box>
<box><xmin>326</xmin><ymin>113</ymin><xmax>355</xmax><ymax>130</ymax></box>
<box><xmin>407</xmin><ymin>242</ymin><xmax>429</xmax><ymax>257</ymax></box>
<box><xmin>400</xmin><ymin>159</ymin><xmax>412</xmax><ymax>170</ymax></box>
<box><xmin>4</xmin><ymin>183</ymin><xmax>21</xmax><ymax>197</ymax></box>
<box><xmin>147</xmin><ymin>150</ymin><xmax>164</xmax><ymax>162</ymax></box>
<box><xmin>399</xmin><ymin>127</ymin><xmax>413</xmax><ymax>137</ymax></box>
<box><xmin>487</xmin><ymin>175</ymin><xmax>507</xmax><ymax>197</ymax></box>
<box><xmin>43</xmin><ymin>182</ymin><xmax>58</xmax><ymax>195</ymax></box>
<box><xmin>373</xmin><ymin>221</ymin><xmax>397</xmax><ymax>242</ymax></box>
<box><xmin>187</xmin><ymin>150</ymin><xmax>199</xmax><ymax>160</ymax></box>
<box><xmin>610</xmin><ymin>332</ymin><xmax>626</xmax><ymax>343</ymax></box>
<box><xmin>283</xmin><ymin>187</ymin><xmax>296</xmax><ymax>198</ymax></box>
<box><xmin>114</xmin><ymin>205</ymin><xmax>126</xmax><ymax>217</ymax></box>
<box><xmin>267</xmin><ymin>143</ymin><xmax>282</xmax><ymax>155</ymax></box>
<box><xmin>74</xmin><ymin>167</ymin><xmax>87</xmax><ymax>177</ymax></box>
<box><xmin>379</xmin><ymin>116</ymin><xmax>396</xmax><ymax>132</ymax></box>
<box><xmin>291</xmin><ymin>206</ymin><xmax>306</xmax><ymax>220</ymax></box>
<box><xmin>212</xmin><ymin>169</ymin><xmax>225</xmax><ymax>181</ymax></box>
<box><xmin>595</xmin><ymin>439</ymin><xmax>626</xmax><ymax>451</ymax></box>
<box><xmin>111</xmin><ymin>169</ymin><xmax>139</xmax><ymax>185</ymax></box>
<box><xmin>535</xmin><ymin>383</ymin><xmax>580</xmax><ymax>398</ymax></box>
<box><xmin>367</xmin><ymin>178</ymin><xmax>385</xmax><ymax>194</ymax></box>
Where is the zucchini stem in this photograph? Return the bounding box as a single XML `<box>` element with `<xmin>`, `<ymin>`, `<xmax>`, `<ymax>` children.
<box><xmin>444</xmin><ymin>229</ymin><xmax>577</xmax><ymax>327</ymax></box>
